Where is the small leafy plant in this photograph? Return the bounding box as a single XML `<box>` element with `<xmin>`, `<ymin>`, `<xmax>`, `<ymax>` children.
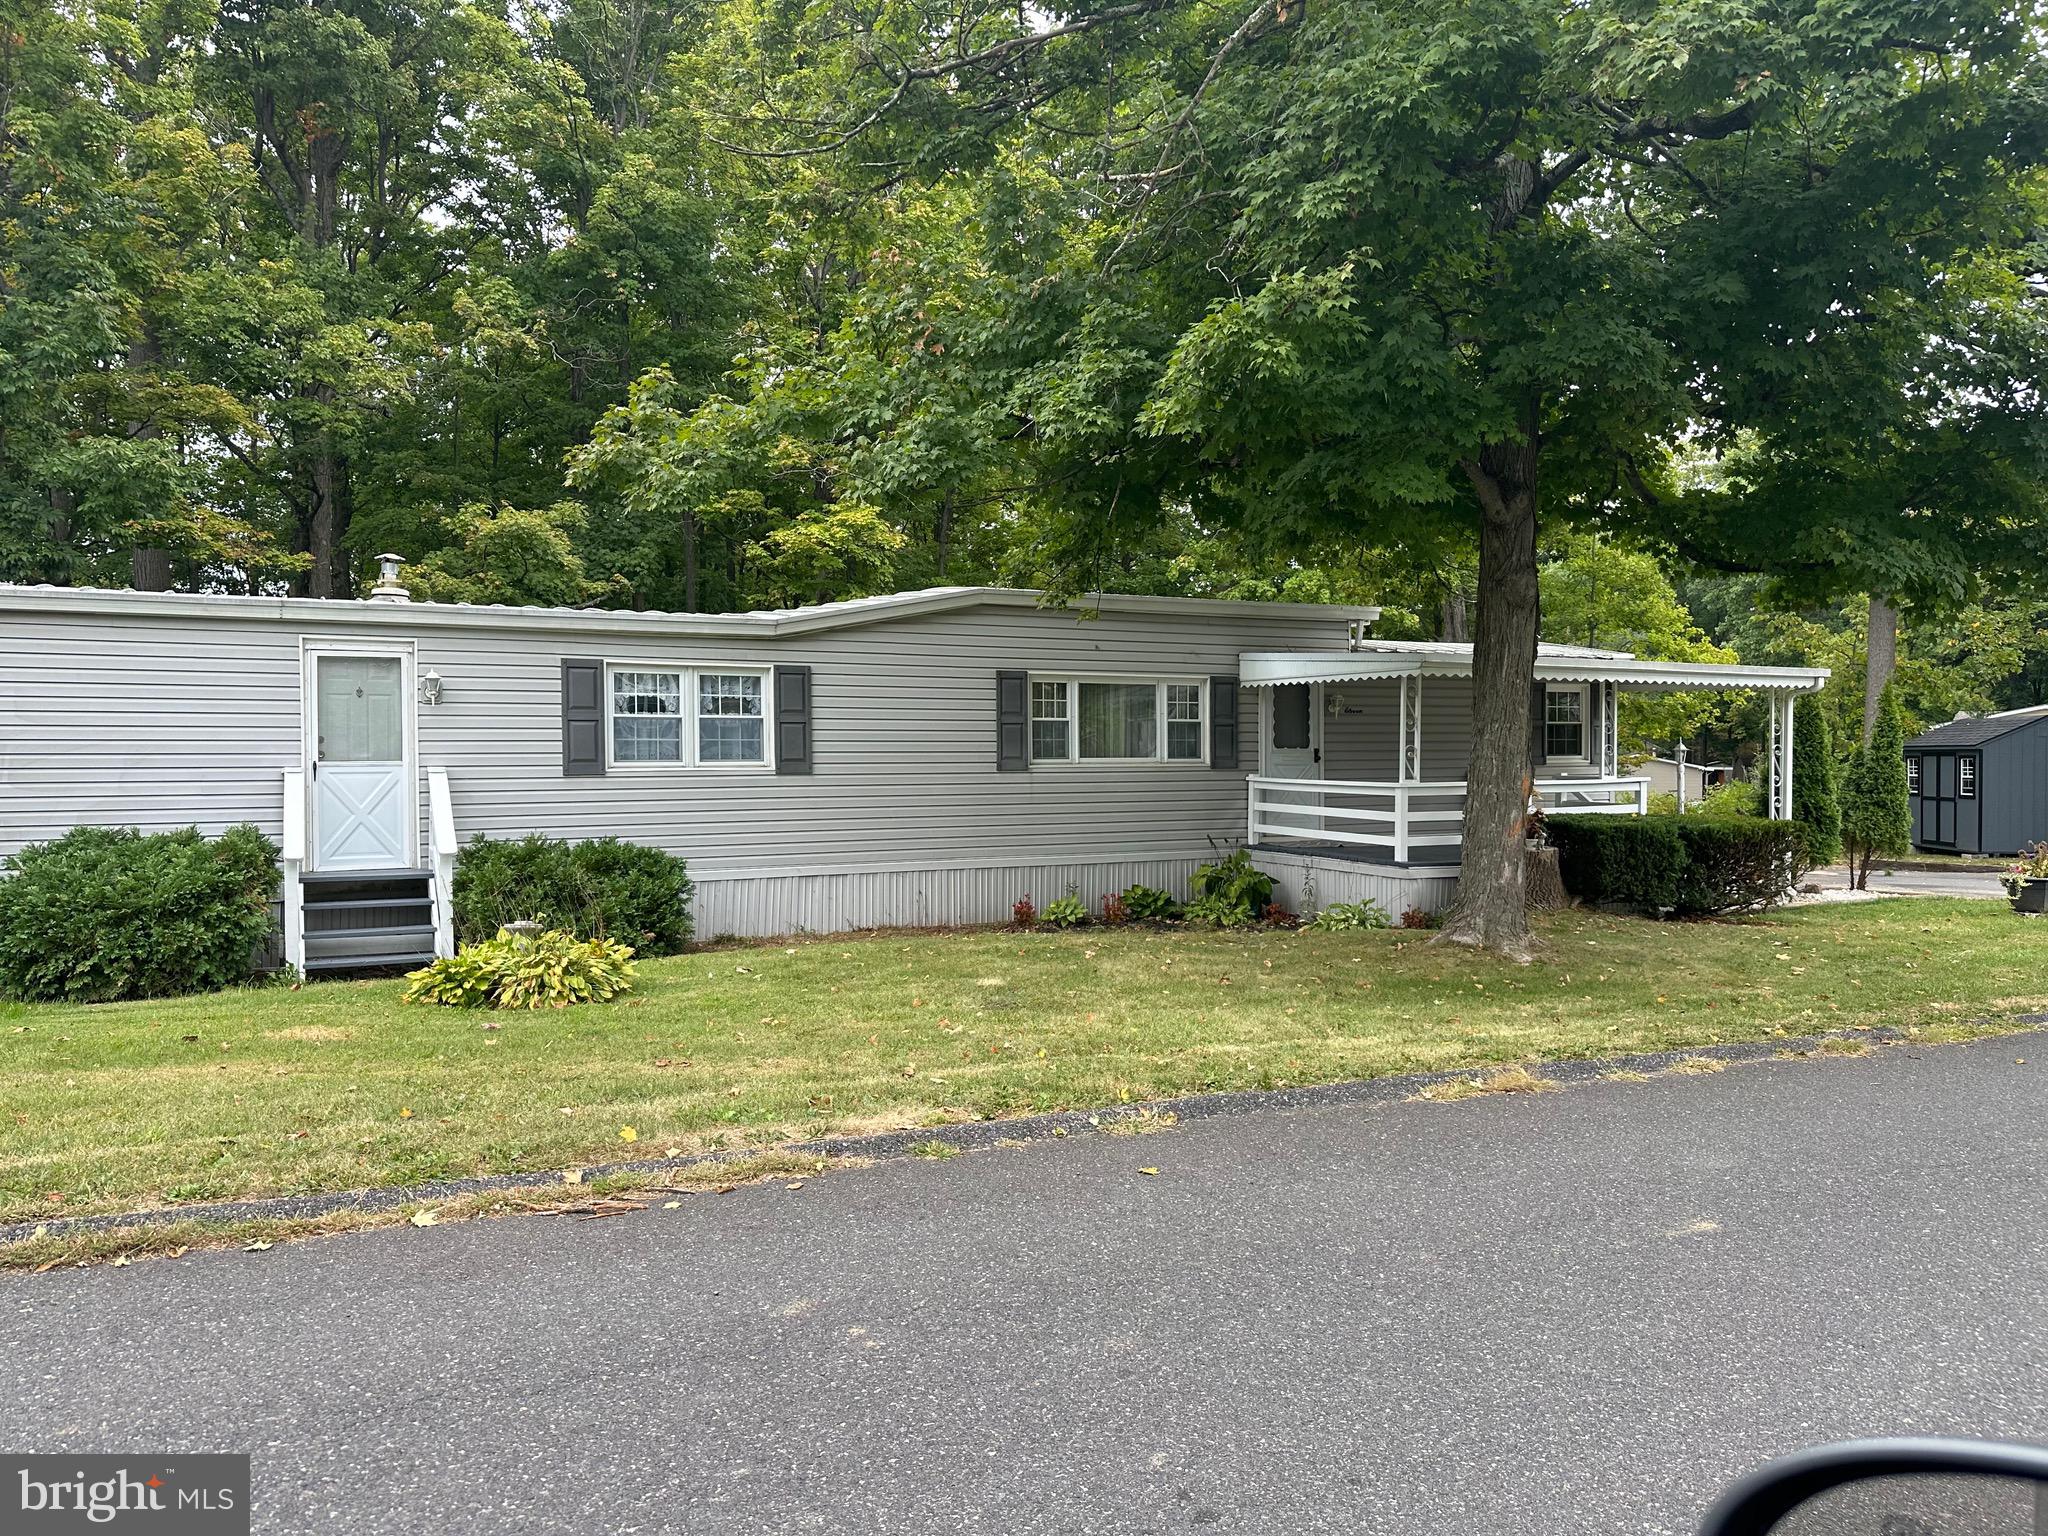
<box><xmin>1399</xmin><ymin>906</ymin><xmax>1438</xmax><ymax>930</ymax></box>
<box><xmin>1185</xmin><ymin>891</ymin><xmax>1255</xmax><ymax>928</ymax></box>
<box><xmin>1188</xmin><ymin>850</ymin><xmax>1275</xmax><ymax>926</ymax></box>
<box><xmin>1098</xmin><ymin>891</ymin><xmax>1129</xmax><ymax>925</ymax></box>
<box><xmin>1012</xmin><ymin>894</ymin><xmax>1037</xmax><ymax>926</ymax></box>
<box><xmin>1305</xmin><ymin>899</ymin><xmax>1391</xmax><ymax>932</ymax></box>
<box><xmin>1119</xmin><ymin>884</ymin><xmax>1183</xmax><ymax>921</ymax></box>
<box><xmin>403</xmin><ymin>927</ymin><xmax>637</xmax><ymax>1011</ymax></box>
<box><xmin>2002</xmin><ymin>843</ymin><xmax>2048</xmax><ymax>898</ymax></box>
<box><xmin>1039</xmin><ymin>888</ymin><xmax>1089</xmax><ymax>928</ymax></box>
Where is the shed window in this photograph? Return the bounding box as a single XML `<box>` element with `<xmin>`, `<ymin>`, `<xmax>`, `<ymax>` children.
<box><xmin>1960</xmin><ymin>757</ymin><xmax>1977</xmax><ymax>797</ymax></box>
<box><xmin>1028</xmin><ymin>677</ymin><xmax>1206</xmax><ymax>764</ymax></box>
<box><xmin>608</xmin><ymin>665</ymin><xmax>769</xmax><ymax>768</ymax></box>
<box><xmin>1906</xmin><ymin>758</ymin><xmax>1921</xmax><ymax>794</ymax></box>
<box><xmin>1543</xmin><ymin>684</ymin><xmax>1589</xmax><ymax>763</ymax></box>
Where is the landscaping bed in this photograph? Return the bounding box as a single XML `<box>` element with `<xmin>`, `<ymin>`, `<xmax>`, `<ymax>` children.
<box><xmin>3</xmin><ymin>899</ymin><xmax>2043</xmax><ymax>1224</ymax></box>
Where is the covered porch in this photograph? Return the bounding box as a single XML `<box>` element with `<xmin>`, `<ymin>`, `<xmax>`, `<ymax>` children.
<box><xmin>1238</xmin><ymin>638</ymin><xmax>1830</xmax><ymax>874</ymax></box>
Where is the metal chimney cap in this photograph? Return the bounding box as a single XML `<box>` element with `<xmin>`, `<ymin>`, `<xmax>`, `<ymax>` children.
<box><xmin>368</xmin><ymin>552</ymin><xmax>412</xmax><ymax>603</ymax></box>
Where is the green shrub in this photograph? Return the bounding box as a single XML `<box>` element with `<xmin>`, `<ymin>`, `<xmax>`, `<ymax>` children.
<box><xmin>1842</xmin><ymin>681</ymin><xmax>1912</xmax><ymax>885</ymax></box>
<box><xmin>1668</xmin><ymin>819</ymin><xmax>1807</xmax><ymax>915</ymax></box>
<box><xmin>0</xmin><ymin>824</ymin><xmax>281</xmax><ymax>1002</ymax></box>
<box><xmin>1039</xmin><ymin>890</ymin><xmax>1089</xmax><ymax>928</ymax></box>
<box><xmin>1690</xmin><ymin>779</ymin><xmax>1762</xmax><ymax>818</ymax></box>
<box><xmin>1305</xmin><ymin>899</ymin><xmax>1391</xmax><ymax>932</ymax></box>
<box><xmin>403</xmin><ymin>927</ymin><xmax>637</xmax><ymax>1010</ymax></box>
<box><xmin>1791</xmin><ymin>695</ymin><xmax>1843</xmax><ymax>866</ymax></box>
<box><xmin>1120</xmin><ymin>884</ymin><xmax>1183</xmax><ymax>921</ymax></box>
<box><xmin>1189</xmin><ymin>850</ymin><xmax>1274</xmax><ymax>924</ymax></box>
<box><xmin>1548</xmin><ymin>816</ymin><xmax>1687</xmax><ymax>911</ymax></box>
<box><xmin>1548</xmin><ymin>814</ymin><xmax>1803</xmax><ymax>917</ymax></box>
<box><xmin>452</xmin><ymin>835</ymin><xmax>692</xmax><ymax>954</ymax></box>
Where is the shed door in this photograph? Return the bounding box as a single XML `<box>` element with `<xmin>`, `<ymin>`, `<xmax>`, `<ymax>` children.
<box><xmin>1923</xmin><ymin>753</ymin><xmax>1958</xmax><ymax>849</ymax></box>
<box><xmin>309</xmin><ymin>651</ymin><xmax>413</xmax><ymax>871</ymax></box>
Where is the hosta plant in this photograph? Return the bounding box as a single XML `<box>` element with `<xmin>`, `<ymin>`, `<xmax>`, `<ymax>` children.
<box><xmin>403</xmin><ymin>927</ymin><xmax>638</xmax><ymax>1011</ymax></box>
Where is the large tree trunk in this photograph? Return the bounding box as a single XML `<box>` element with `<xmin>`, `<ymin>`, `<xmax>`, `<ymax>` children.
<box><xmin>1436</xmin><ymin>412</ymin><xmax>1542</xmax><ymax>959</ymax></box>
<box><xmin>304</xmin><ymin>437</ymin><xmax>349</xmax><ymax>598</ymax></box>
<box><xmin>125</xmin><ymin>330</ymin><xmax>175</xmax><ymax>590</ymax></box>
<box><xmin>1437</xmin><ymin>589</ymin><xmax>1469</xmax><ymax>642</ymax></box>
<box><xmin>1863</xmin><ymin>595</ymin><xmax>1896</xmax><ymax>744</ymax></box>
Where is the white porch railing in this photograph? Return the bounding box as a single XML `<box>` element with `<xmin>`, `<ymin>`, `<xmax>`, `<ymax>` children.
<box><xmin>428</xmin><ymin>767</ymin><xmax>458</xmax><ymax>959</ymax></box>
<box><xmin>1247</xmin><ymin>774</ymin><xmax>1650</xmax><ymax>863</ymax></box>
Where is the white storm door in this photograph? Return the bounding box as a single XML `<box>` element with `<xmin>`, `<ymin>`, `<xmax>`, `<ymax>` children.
<box><xmin>310</xmin><ymin>651</ymin><xmax>413</xmax><ymax>871</ymax></box>
<box><xmin>1264</xmin><ymin>683</ymin><xmax>1323</xmax><ymax>833</ymax></box>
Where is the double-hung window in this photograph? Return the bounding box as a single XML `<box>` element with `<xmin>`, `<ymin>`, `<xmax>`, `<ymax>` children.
<box><xmin>608</xmin><ymin>665</ymin><xmax>769</xmax><ymax>769</ymax></box>
<box><xmin>1960</xmin><ymin>756</ymin><xmax>1977</xmax><ymax>798</ymax></box>
<box><xmin>1029</xmin><ymin>677</ymin><xmax>1206</xmax><ymax>764</ymax></box>
<box><xmin>1906</xmin><ymin>757</ymin><xmax>1921</xmax><ymax>794</ymax></box>
<box><xmin>1543</xmin><ymin>684</ymin><xmax>1590</xmax><ymax>764</ymax></box>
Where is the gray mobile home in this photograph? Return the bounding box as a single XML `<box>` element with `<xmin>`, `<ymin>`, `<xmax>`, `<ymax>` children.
<box><xmin>0</xmin><ymin>576</ymin><xmax>1827</xmax><ymax>969</ymax></box>
<box><xmin>1905</xmin><ymin>707</ymin><xmax>2048</xmax><ymax>857</ymax></box>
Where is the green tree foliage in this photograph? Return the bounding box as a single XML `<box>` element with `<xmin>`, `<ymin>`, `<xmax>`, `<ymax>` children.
<box><xmin>703</xmin><ymin>0</ymin><xmax>2047</xmax><ymax>951</ymax></box>
<box><xmin>1841</xmin><ymin>682</ymin><xmax>1913</xmax><ymax>888</ymax></box>
<box><xmin>1791</xmin><ymin>693</ymin><xmax>1842</xmax><ymax>868</ymax></box>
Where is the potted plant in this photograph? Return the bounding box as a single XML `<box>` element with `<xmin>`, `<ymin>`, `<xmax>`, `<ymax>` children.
<box><xmin>2002</xmin><ymin>844</ymin><xmax>2048</xmax><ymax>913</ymax></box>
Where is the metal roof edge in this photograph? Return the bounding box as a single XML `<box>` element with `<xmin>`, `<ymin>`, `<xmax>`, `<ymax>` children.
<box><xmin>0</xmin><ymin>583</ymin><xmax>1381</xmax><ymax>638</ymax></box>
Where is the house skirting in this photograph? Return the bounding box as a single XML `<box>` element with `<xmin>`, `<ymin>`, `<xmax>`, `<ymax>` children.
<box><xmin>1247</xmin><ymin>847</ymin><xmax>1461</xmax><ymax>921</ymax></box>
<box><xmin>691</xmin><ymin>854</ymin><xmax>1221</xmax><ymax>939</ymax></box>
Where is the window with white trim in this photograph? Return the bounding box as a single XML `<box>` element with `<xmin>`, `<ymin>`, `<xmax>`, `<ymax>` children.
<box><xmin>1960</xmin><ymin>756</ymin><xmax>1977</xmax><ymax>797</ymax></box>
<box><xmin>1906</xmin><ymin>757</ymin><xmax>1921</xmax><ymax>794</ymax></box>
<box><xmin>1029</xmin><ymin>677</ymin><xmax>1206</xmax><ymax>763</ymax></box>
<box><xmin>608</xmin><ymin>665</ymin><xmax>770</xmax><ymax>768</ymax></box>
<box><xmin>1543</xmin><ymin>684</ymin><xmax>1589</xmax><ymax>763</ymax></box>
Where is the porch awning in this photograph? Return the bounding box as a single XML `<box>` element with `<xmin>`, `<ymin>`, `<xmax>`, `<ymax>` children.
<box><xmin>1239</xmin><ymin>648</ymin><xmax>1829</xmax><ymax>693</ymax></box>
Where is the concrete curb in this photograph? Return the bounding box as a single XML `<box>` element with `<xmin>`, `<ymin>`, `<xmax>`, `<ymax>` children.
<box><xmin>8</xmin><ymin>1019</ymin><xmax>2044</xmax><ymax>1247</ymax></box>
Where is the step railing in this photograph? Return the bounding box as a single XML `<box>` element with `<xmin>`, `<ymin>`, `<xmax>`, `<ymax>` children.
<box><xmin>280</xmin><ymin>769</ymin><xmax>306</xmax><ymax>972</ymax></box>
<box><xmin>428</xmin><ymin>767</ymin><xmax>457</xmax><ymax>959</ymax></box>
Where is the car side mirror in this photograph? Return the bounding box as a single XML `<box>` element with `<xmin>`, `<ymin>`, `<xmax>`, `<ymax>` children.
<box><xmin>1700</xmin><ymin>1439</ymin><xmax>2048</xmax><ymax>1536</ymax></box>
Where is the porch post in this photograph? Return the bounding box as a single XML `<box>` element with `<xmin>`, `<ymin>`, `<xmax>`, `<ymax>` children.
<box><xmin>1398</xmin><ymin>674</ymin><xmax>1421</xmax><ymax>864</ymax></box>
<box><xmin>1780</xmin><ymin>692</ymin><xmax>1797</xmax><ymax>820</ymax></box>
<box><xmin>1766</xmin><ymin>695</ymin><xmax>1782</xmax><ymax>820</ymax></box>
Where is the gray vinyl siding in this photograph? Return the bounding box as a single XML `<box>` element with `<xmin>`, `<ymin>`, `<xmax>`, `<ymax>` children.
<box><xmin>0</xmin><ymin>599</ymin><xmax>1348</xmax><ymax>875</ymax></box>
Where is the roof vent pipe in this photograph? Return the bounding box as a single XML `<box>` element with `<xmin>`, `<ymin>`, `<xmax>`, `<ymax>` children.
<box><xmin>368</xmin><ymin>553</ymin><xmax>411</xmax><ymax>603</ymax></box>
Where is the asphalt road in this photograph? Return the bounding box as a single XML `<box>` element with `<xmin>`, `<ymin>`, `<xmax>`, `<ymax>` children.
<box><xmin>6</xmin><ymin>1038</ymin><xmax>2048</xmax><ymax>1535</ymax></box>
<box><xmin>1808</xmin><ymin>864</ymin><xmax>2007</xmax><ymax>898</ymax></box>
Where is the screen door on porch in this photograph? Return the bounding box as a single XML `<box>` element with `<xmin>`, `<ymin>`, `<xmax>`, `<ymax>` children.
<box><xmin>312</xmin><ymin>654</ymin><xmax>409</xmax><ymax>870</ymax></box>
<box><xmin>1266</xmin><ymin>683</ymin><xmax>1322</xmax><ymax>833</ymax></box>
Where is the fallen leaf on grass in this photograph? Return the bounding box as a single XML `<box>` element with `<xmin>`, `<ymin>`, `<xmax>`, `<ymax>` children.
<box><xmin>409</xmin><ymin>1209</ymin><xmax>439</xmax><ymax>1227</ymax></box>
<box><xmin>619</xmin><ymin>1126</ymin><xmax>638</xmax><ymax>1143</ymax></box>
<box><xmin>110</xmin><ymin>1256</ymin><xmax>131</xmax><ymax>1267</ymax></box>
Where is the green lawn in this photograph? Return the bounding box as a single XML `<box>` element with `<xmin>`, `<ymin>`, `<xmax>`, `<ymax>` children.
<box><xmin>3</xmin><ymin>899</ymin><xmax>2042</xmax><ymax>1224</ymax></box>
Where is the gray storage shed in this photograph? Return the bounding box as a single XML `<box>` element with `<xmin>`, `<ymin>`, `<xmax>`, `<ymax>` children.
<box><xmin>1904</xmin><ymin>707</ymin><xmax>2048</xmax><ymax>856</ymax></box>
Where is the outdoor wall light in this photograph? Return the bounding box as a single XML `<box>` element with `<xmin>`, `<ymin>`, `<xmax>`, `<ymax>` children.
<box><xmin>419</xmin><ymin>669</ymin><xmax>444</xmax><ymax>707</ymax></box>
<box><xmin>1325</xmin><ymin>690</ymin><xmax>1348</xmax><ymax>715</ymax></box>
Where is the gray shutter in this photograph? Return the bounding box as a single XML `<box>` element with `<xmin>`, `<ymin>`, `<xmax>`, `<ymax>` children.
<box><xmin>1210</xmin><ymin>676</ymin><xmax>1239</xmax><ymax>769</ymax></box>
<box><xmin>997</xmin><ymin>670</ymin><xmax>1029</xmax><ymax>771</ymax></box>
<box><xmin>775</xmin><ymin>664</ymin><xmax>812</xmax><ymax>775</ymax></box>
<box><xmin>1530</xmin><ymin>680</ymin><xmax>1548</xmax><ymax>767</ymax></box>
<box><xmin>563</xmin><ymin>658</ymin><xmax>605</xmax><ymax>777</ymax></box>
